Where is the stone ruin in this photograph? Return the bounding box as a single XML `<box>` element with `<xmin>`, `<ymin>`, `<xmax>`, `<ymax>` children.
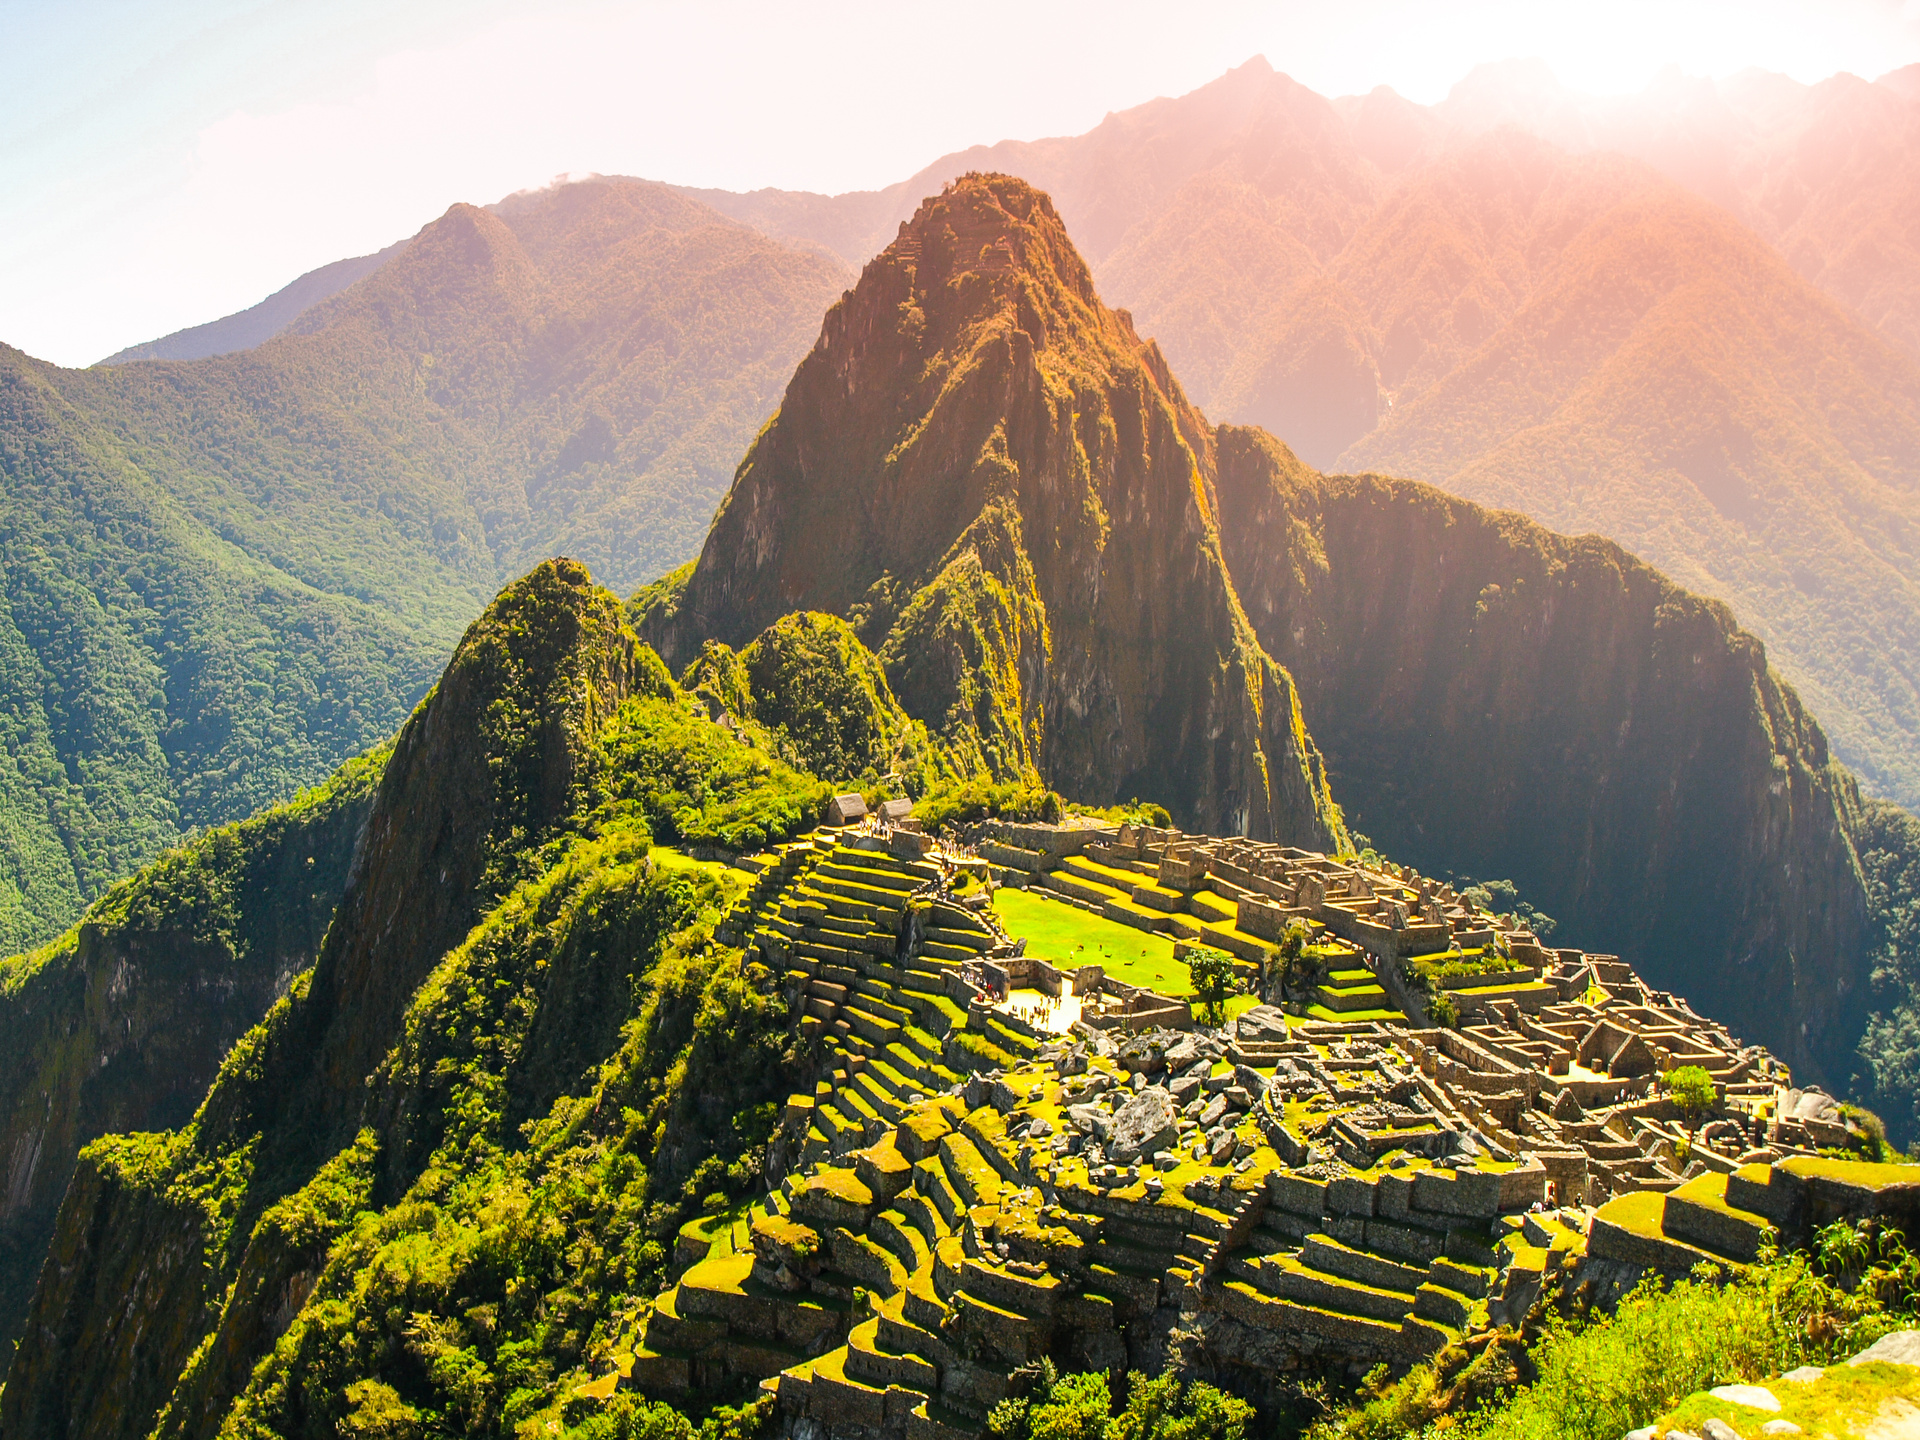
<box><xmin>598</xmin><ymin>819</ymin><xmax>1913</xmax><ymax>1439</ymax></box>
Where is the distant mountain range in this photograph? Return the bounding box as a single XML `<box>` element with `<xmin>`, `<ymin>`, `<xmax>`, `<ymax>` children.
<box><xmin>0</xmin><ymin>179</ymin><xmax>847</xmax><ymax>951</ymax></box>
<box><xmin>101</xmin><ymin>59</ymin><xmax>1920</xmax><ymax>820</ymax></box>
<box><xmin>98</xmin><ymin>240</ymin><xmax>411</xmax><ymax>365</ymax></box>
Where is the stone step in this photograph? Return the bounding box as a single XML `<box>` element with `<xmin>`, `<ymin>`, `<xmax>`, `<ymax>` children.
<box><xmin>844</xmin><ymin>1317</ymin><xmax>939</xmax><ymax>1392</ymax></box>
<box><xmin>937</xmin><ymin>1133</ymin><xmax>1004</xmax><ymax>1210</ymax></box>
<box><xmin>922</xmin><ymin>924</ymin><xmax>992</xmax><ymax>948</ymax></box>
<box><xmin>871</xmin><ymin>1209</ymin><xmax>934</xmax><ymax>1282</ymax></box>
<box><xmin>1244</xmin><ymin>1253</ymin><xmax>1418</xmax><ymax>1322</ymax></box>
<box><xmin>918</xmin><ymin>940</ymin><xmax>980</xmax><ymax>964</ymax></box>
<box><xmin>1195</xmin><ymin>923</ymin><xmax>1272</xmax><ymax>964</ymax></box>
<box><xmin>899</xmin><ymin>1188</ymin><xmax>953</xmax><ymax>1251</ymax></box>
<box><xmin>1660</xmin><ymin>1172</ymin><xmax>1772</xmax><ymax>1262</ymax></box>
<box><xmin>843</xmin><ymin>1007</ymin><xmax>906</xmax><ymax>1047</ymax></box>
<box><xmin>1188</xmin><ymin>891</ymin><xmax>1238</xmax><ymax>925</ymax></box>
<box><xmin>1412</xmin><ymin>1282</ymin><xmax>1473</xmax><ymax>1328</ymax></box>
<box><xmin>914</xmin><ymin>1157</ymin><xmax>966</xmax><ymax>1232</ymax></box>
<box><xmin>850</xmin><ymin>983</ymin><xmax>916</xmax><ymax>1025</ymax></box>
<box><xmin>816</xmin><ymin>859</ymin><xmax>923</xmax><ymax>893</ymax></box>
<box><xmin>1300</xmin><ymin>1234</ymin><xmax>1428</xmax><ymax>1293</ymax></box>
<box><xmin>850</xmin><ymin>1070</ymin><xmax>907</xmax><ymax>1121</ymax></box>
<box><xmin>1100</xmin><ymin>897</ymin><xmax>1181</xmax><ymax>933</ymax></box>
<box><xmin>1217</xmin><ymin>1279</ymin><xmax>1409</xmax><ymax>1350</ymax></box>
<box><xmin>1038</xmin><ymin>870</ymin><xmax>1128</xmax><ymax>906</ymax></box>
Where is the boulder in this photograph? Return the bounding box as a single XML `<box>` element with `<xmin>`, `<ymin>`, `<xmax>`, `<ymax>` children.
<box><xmin>1066</xmin><ymin>1104</ymin><xmax>1112</xmax><ymax>1140</ymax></box>
<box><xmin>1236</xmin><ymin>1005</ymin><xmax>1289</xmax><ymax>1042</ymax></box>
<box><xmin>1163</xmin><ymin>1036</ymin><xmax>1208</xmax><ymax>1071</ymax></box>
<box><xmin>1109</xmin><ymin>1086</ymin><xmax>1178</xmax><ymax>1162</ymax></box>
<box><xmin>1848</xmin><ymin>1329</ymin><xmax>1920</xmax><ymax>1367</ymax></box>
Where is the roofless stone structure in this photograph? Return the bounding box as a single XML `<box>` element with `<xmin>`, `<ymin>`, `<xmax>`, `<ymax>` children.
<box><xmin>598</xmin><ymin>819</ymin><xmax>1915</xmax><ymax>1435</ymax></box>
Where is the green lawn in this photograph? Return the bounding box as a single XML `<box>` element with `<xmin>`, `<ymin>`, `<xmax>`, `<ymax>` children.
<box><xmin>992</xmin><ymin>887</ymin><xmax>1192</xmax><ymax>996</ymax></box>
<box><xmin>652</xmin><ymin>847</ymin><xmax>751</xmax><ymax>900</ymax></box>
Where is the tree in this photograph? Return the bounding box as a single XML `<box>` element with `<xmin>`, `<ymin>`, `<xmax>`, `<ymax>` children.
<box><xmin>1664</xmin><ymin>1065</ymin><xmax>1716</xmax><ymax>1128</ymax></box>
<box><xmin>1186</xmin><ymin>946</ymin><xmax>1237</xmax><ymax>1025</ymax></box>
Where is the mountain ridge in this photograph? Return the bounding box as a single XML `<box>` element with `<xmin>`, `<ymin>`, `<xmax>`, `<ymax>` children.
<box><xmin>655</xmin><ymin>60</ymin><xmax>1920</xmax><ymax>811</ymax></box>
<box><xmin>0</xmin><ymin>177</ymin><xmax>849</xmax><ymax>953</ymax></box>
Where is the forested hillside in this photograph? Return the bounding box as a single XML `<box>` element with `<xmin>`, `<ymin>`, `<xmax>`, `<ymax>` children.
<box><xmin>0</xmin><ymin>178</ymin><xmax>848</xmax><ymax>953</ymax></box>
<box><xmin>0</xmin><ymin>559</ymin><xmax>827</xmax><ymax>1434</ymax></box>
<box><xmin>0</xmin><ymin>746</ymin><xmax>384</xmax><ymax>1376</ymax></box>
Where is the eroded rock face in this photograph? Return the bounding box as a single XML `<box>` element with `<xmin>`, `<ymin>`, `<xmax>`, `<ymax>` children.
<box><xmin>1109</xmin><ymin>1087</ymin><xmax>1178</xmax><ymax>1161</ymax></box>
<box><xmin>1212</xmin><ymin>426</ymin><xmax>1879</xmax><ymax>1091</ymax></box>
<box><xmin>0</xmin><ymin>757</ymin><xmax>380</xmax><ymax>1382</ymax></box>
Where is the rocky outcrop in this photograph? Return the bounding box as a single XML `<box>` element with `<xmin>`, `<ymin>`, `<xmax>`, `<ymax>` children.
<box><xmin>1212</xmin><ymin>426</ymin><xmax>1875</xmax><ymax>1088</ymax></box>
<box><xmin>0</xmin><ymin>750</ymin><xmax>381</xmax><ymax>1380</ymax></box>
<box><xmin>644</xmin><ymin>174</ymin><xmax>1341</xmax><ymax>848</ymax></box>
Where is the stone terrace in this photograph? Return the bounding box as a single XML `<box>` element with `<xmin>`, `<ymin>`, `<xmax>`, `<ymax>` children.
<box><xmin>599</xmin><ymin>818</ymin><xmax>1899</xmax><ymax>1438</ymax></box>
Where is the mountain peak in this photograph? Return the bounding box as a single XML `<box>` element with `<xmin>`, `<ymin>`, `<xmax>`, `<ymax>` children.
<box><xmin>888</xmin><ymin>171</ymin><xmax>1103</xmax><ymax>320</ymax></box>
<box><xmin>647</xmin><ymin>177</ymin><xmax>1340</xmax><ymax>844</ymax></box>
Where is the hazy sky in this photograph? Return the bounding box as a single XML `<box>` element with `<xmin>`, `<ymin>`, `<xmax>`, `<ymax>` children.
<box><xmin>3</xmin><ymin>0</ymin><xmax>1917</xmax><ymax>367</ymax></box>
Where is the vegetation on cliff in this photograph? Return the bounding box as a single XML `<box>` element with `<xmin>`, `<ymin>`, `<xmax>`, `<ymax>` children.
<box><xmin>1853</xmin><ymin>801</ymin><xmax>1920</xmax><ymax>1142</ymax></box>
<box><xmin>1211</xmin><ymin>423</ymin><xmax>1882</xmax><ymax>1108</ymax></box>
<box><xmin>1310</xmin><ymin>1221</ymin><xmax>1920</xmax><ymax>1440</ymax></box>
<box><xmin>0</xmin><ymin>743</ymin><xmax>385</xmax><ymax>1380</ymax></box>
<box><xmin>677</xmin><ymin>611</ymin><xmax>959</xmax><ymax>794</ymax></box>
<box><xmin>0</xmin><ymin>559</ymin><xmax>825</xmax><ymax>1440</ymax></box>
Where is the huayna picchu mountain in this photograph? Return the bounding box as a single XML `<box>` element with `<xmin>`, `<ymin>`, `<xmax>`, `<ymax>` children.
<box><xmin>638</xmin><ymin>176</ymin><xmax>1342</xmax><ymax>850</ymax></box>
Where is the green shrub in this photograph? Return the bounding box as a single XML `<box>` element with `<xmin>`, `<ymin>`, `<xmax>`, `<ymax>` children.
<box><xmin>1313</xmin><ymin>1239</ymin><xmax>1919</xmax><ymax>1440</ymax></box>
<box><xmin>989</xmin><ymin>1362</ymin><xmax>1253</xmax><ymax>1440</ymax></box>
<box><xmin>592</xmin><ymin>694</ymin><xmax>826</xmax><ymax>852</ymax></box>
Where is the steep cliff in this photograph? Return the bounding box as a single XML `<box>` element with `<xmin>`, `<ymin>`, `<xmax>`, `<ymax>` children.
<box><xmin>1213</xmin><ymin>426</ymin><xmax>1876</xmax><ymax>1087</ymax></box>
<box><xmin>647</xmin><ymin>174</ymin><xmax>1341</xmax><ymax>847</ymax></box>
<box><xmin>0</xmin><ymin>750</ymin><xmax>382</xmax><ymax>1379</ymax></box>
<box><xmin>0</xmin><ymin>558</ymin><xmax>652</xmax><ymax>1440</ymax></box>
